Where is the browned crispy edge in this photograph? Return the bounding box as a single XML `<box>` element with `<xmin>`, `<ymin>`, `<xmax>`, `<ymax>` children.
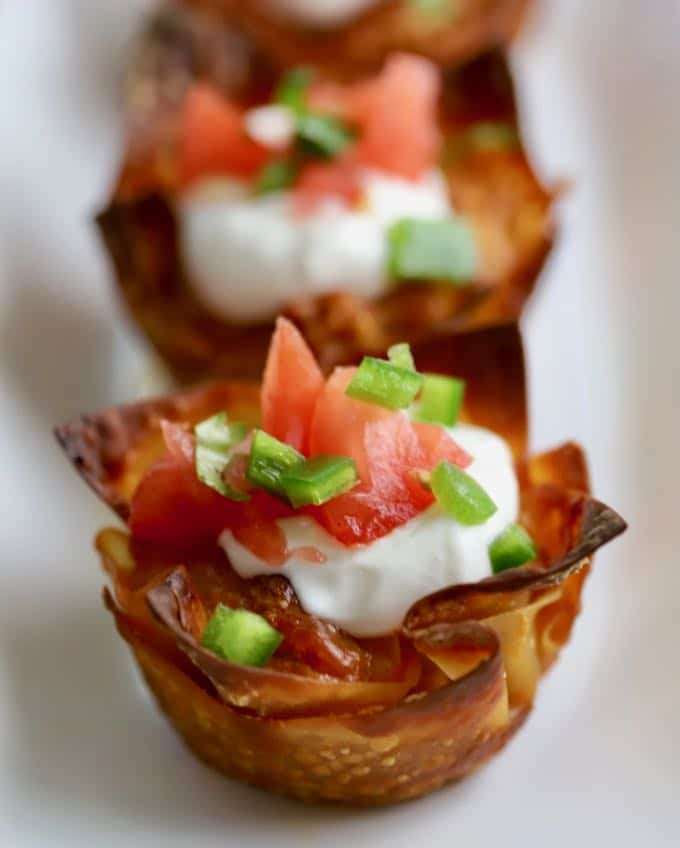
<box><xmin>54</xmin><ymin>380</ymin><xmax>260</xmax><ymax>520</ymax></box>
<box><xmin>180</xmin><ymin>0</ymin><xmax>534</xmax><ymax>73</ymax></box>
<box><xmin>107</xmin><ymin>585</ymin><xmax>528</xmax><ymax>804</ymax></box>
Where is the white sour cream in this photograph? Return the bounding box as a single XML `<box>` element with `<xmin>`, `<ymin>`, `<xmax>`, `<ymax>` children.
<box><xmin>261</xmin><ymin>0</ymin><xmax>381</xmax><ymax>28</ymax></box>
<box><xmin>178</xmin><ymin>168</ymin><xmax>451</xmax><ymax>323</ymax></box>
<box><xmin>220</xmin><ymin>424</ymin><xmax>518</xmax><ymax>637</ymax></box>
<box><xmin>244</xmin><ymin>105</ymin><xmax>296</xmax><ymax>149</ymax></box>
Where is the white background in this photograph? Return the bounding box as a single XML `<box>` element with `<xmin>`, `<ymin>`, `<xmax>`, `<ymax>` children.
<box><xmin>1</xmin><ymin>0</ymin><xmax>678</xmax><ymax>844</ymax></box>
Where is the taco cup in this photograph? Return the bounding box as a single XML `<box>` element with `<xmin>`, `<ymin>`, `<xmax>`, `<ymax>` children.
<box><xmin>97</xmin><ymin>3</ymin><xmax>554</xmax><ymax>381</ymax></box>
<box><xmin>55</xmin><ymin>320</ymin><xmax>625</xmax><ymax>804</ymax></box>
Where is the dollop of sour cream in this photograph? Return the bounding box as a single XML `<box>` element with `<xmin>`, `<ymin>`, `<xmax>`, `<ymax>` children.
<box><xmin>220</xmin><ymin>424</ymin><xmax>518</xmax><ymax>637</ymax></box>
<box><xmin>178</xmin><ymin>168</ymin><xmax>452</xmax><ymax>323</ymax></box>
<box><xmin>261</xmin><ymin>0</ymin><xmax>381</xmax><ymax>28</ymax></box>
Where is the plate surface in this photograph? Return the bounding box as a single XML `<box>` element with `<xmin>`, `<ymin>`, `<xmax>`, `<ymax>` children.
<box><xmin>0</xmin><ymin>1</ymin><xmax>678</xmax><ymax>845</ymax></box>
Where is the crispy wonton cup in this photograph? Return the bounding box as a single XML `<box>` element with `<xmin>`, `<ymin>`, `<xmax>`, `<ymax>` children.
<box><xmin>55</xmin><ymin>325</ymin><xmax>625</xmax><ymax>804</ymax></box>
<box><xmin>181</xmin><ymin>0</ymin><xmax>534</xmax><ymax>74</ymax></box>
<box><xmin>97</xmin><ymin>3</ymin><xmax>554</xmax><ymax>381</ymax></box>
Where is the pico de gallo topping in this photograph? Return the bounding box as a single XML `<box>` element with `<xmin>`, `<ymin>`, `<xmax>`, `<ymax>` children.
<box><xmin>129</xmin><ymin>319</ymin><xmax>535</xmax><ymax>588</ymax></box>
<box><xmin>178</xmin><ymin>53</ymin><xmax>478</xmax><ymax>285</ymax></box>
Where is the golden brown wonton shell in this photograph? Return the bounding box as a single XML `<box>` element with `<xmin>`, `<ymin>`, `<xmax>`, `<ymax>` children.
<box><xmin>181</xmin><ymin>0</ymin><xmax>533</xmax><ymax>74</ymax></box>
<box><xmin>55</xmin><ymin>325</ymin><xmax>625</xmax><ymax>804</ymax></box>
<box><xmin>97</xmin><ymin>3</ymin><xmax>554</xmax><ymax>381</ymax></box>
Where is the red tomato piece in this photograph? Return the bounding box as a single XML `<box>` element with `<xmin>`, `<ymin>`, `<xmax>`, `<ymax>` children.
<box><xmin>308</xmin><ymin>367</ymin><xmax>392</xmax><ymax>482</ymax></box>
<box><xmin>293</xmin><ymin>155</ymin><xmax>364</xmax><ymax>214</ymax></box>
<box><xmin>308</xmin><ymin>53</ymin><xmax>441</xmax><ymax>181</ymax></box>
<box><xmin>129</xmin><ymin>454</ymin><xmax>240</xmax><ymax>547</ymax></box>
<box><xmin>307</xmin><ymin>369</ymin><xmax>469</xmax><ymax>545</ymax></box>
<box><xmin>413</xmin><ymin>421</ymin><xmax>471</xmax><ymax>470</ymax></box>
<box><xmin>180</xmin><ymin>83</ymin><xmax>270</xmax><ymax>187</ymax></box>
<box><xmin>261</xmin><ymin>317</ymin><xmax>325</xmax><ymax>454</ymax></box>
<box><xmin>229</xmin><ymin>492</ymin><xmax>292</xmax><ymax>565</ymax></box>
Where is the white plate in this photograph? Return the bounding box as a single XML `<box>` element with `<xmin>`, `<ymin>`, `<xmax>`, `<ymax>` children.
<box><xmin>1</xmin><ymin>1</ymin><xmax>678</xmax><ymax>845</ymax></box>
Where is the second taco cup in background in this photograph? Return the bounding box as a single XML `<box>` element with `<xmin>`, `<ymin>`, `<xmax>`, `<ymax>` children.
<box><xmin>97</xmin><ymin>3</ymin><xmax>554</xmax><ymax>382</ymax></box>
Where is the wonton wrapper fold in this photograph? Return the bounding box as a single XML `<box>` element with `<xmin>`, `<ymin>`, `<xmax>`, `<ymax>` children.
<box><xmin>97</xmin><ymin>3</ymin><xmax>554</xmax><ymax>381</ymax></box>
<box><xmin>181</xmin><ymin>0</ymin><xmax>533</xmax><ymax>74</ymax></box>
<box><xmin>55</xmin><ymin>324</ymin><xmax>625</xmax><ymax>804</ymax></box>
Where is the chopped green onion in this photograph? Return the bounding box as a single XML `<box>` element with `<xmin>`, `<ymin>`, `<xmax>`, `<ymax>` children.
<box><xmin>387</xmin><ymin>217</ymin><xmax>477</xmax><ymax>284</ymax></box>
<box><xmin>254</xmin><ymin>159</ymin><xmax>298</xmax><ymax>195</ymax></box>
<box><xmin>414</xmin><ymin>373</ymin><xmax>465</xmax><ymax>427</ymax></box>
<box><xmin>346</xmin><ymin>356</ymin><xmax>424</xmax><ymax>410</ymax></box>
<box><xmin>430</xmin><ymin>460</ymin><xmax>497</xmax><ymax>525</ymax></box>
<box><xmin>246</xmin><ymin>429</ymin><xmax>304</xmax><ymax>497</ymax></box>
<box><xmin>489</xmin><ymin>524</ymin><xmax>537</xmax><ymax>574</ymax></box>
<box><xmin>296</xmin><ymin>113</ymin><xmax>355</xmax><ymax>159</ymax></box>
<box><xmin>195</xmin><ymin>413</ymin><xmax>250</xmax><ymax>500</ymax></box>
<box><xmin>274</xmin><ymin>66</ymin><xmax>314</xmax><ymax>113</ymax></box>
<box><xmin>201</xmin><ymin>604</ymin><xmax>283</xmax><ymax>667</ymax></box>
<box><xmin>387</xmin><ymin>342</ymin><xmax>416</xmax><ymax>372</ymax></box>
<box><xmin>280</xmin><ymin>455</ymin><xmax>358</xmax><ymax>508</ymax></box>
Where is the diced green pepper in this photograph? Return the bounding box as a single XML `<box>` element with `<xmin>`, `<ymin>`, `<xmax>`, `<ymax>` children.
<box><xmin>414</xmin><ymin>373</ymin><xmax>465</xmax><ymax>427</ymax></box>
<box><xmin>387</xmin><ymin>342</ymin><xmax>416</xmax><ymax>372</ymax></box>
<box><xmin>489</xmin><ymin>523</ymin><xmax>537</xmax><ymax>573</ymax></box>
<box><xmin>246</xmin><ymin>429</ymin><xmax>304</xmax><ymax>497</ymax></box>
<box><xmin>274</xmin><ymin>66</ymin><xmax>314</xmax><ymax>113</ymax></box>
<box><xmin>194</xmin><ymin>413</ymin><xmax>250</xmax><ymax>500</ymax></box>
<box><xmin>280</xmin><ymin>455</ymin><xmax>358</xmax><ymax>508</ymax></box>
<box><xmin>387</xmin><ymin>217</ymin><xmax>477</xmax><ymax>284</ymax></box>
<box><xmin>346</xmin><ymin>356</ymin><xmax>424</xmax><ymax>410</ymax></box>
<box><xmin>254</xmin><ymin>159</ymin><xmax>298</xmax><ymax>195</ymax></box>
<box><xmin>430</xmin><ymin>460</ymin><xmax>497</xmax><ymax>525</ymax></box>
<box><xmin>201</xmin><ymin>604</ymin><xmax>283</xmax><ymax>666</ymax></box>
<box><xmin>296</xmin><ymin>113</ymin><xmax>355</xmax><ymax>159</ymax></box>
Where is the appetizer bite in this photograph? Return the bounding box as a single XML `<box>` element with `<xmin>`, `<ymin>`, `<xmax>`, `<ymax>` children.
<box><xmin>182</xmin><ymin>0</ymin><xmax>534</xmax><ymax>73</ymax></box>
<box><xmin>56</xmin><ymin>319</ymin><xmax>625</xmax><ymax>804</ymax></box>
<box><xmin>98</xmin><ymin>3</ymin><xmax>553</xmax><ymax>381</ymax></box>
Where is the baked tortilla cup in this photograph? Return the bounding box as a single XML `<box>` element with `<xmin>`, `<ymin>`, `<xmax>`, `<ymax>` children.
<box><xmin>97</xmin><ymin>3</ymin><xmax>554</xmax><ymax>381</ymax></box>
<box><xmin>181</xmin><ymin>0</ymin><xmax>533</xmax><ymax>74</ymax></box>
<box><xmin>55</xmin><ymin>324</ymin><xmax>625</xmax><ymax>804</ymax></box>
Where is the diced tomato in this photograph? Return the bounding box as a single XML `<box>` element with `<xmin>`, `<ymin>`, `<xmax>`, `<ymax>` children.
<box><xmin>413</xmin><ymin>421</ymin><xmax>471</xmax><ymax>470</ymax></box>
<box><xmin>307</xmin><ymin>368</ymin><xmax>469</xmax><ymax>545</ymax></box>
<box><xmin>229</xmin><ymin>493</ymin><xmax>292</xmax><ymax>565</ymax></box>
<box><xmin>180</xmin><ymin>83</ymin><xmax>270</xmax><ymax>187</ymax></box>
<box><xmin>293</xmin><ymin>155</ymin><xmax>364</xmax><ymax>214</ymax></box>
<box><xmin>308</xmin><ymin>367</ymin><xmax>391</xmax><ymax>482</ymax></box>
<box><xmin>129</xmin><ymin>454</ymin><xmax>240</xmax><ymax>547</ymax></box>
<box><xmin>308</xmin><ymin>54</ymin><xmax>441</xmax><ymax>181</ymax></box>
<box><xmin>406</xmin><ymin>421</ymin><xmax>472</xmax><ymax>507</ymax></box>
<box><xmin>261</xmin><ymin>317</ymin><xmax>324</xmax><ymax>453</ymax></box>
